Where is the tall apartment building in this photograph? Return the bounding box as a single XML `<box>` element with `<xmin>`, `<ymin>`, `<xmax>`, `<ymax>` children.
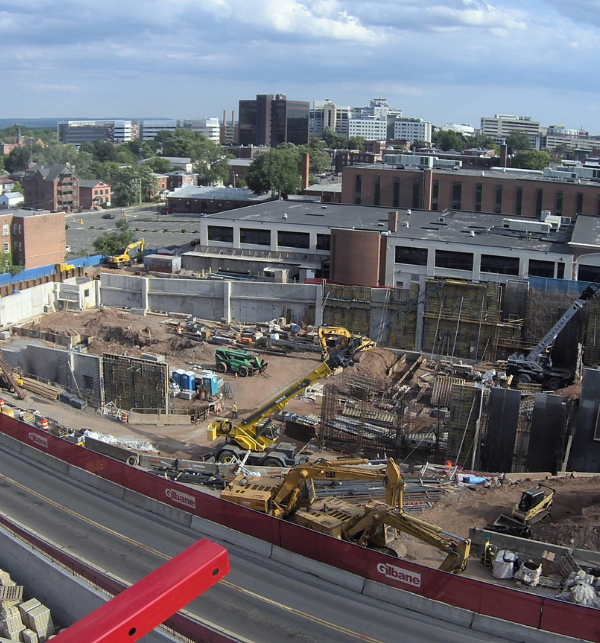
<box><xmin>182</xmin><ymin>118</ymin><xmax>221</xmax><ymax>142</ymax></box>
<box><xmin>57</xmin><ymin>120</ymin><xmax>136</xmax><ymax>146</ymax></box>
<box><xmin>21</xmin><ymin>165</ymin><xmax>79</xmax><ymax>212</ymax></box>
<box><xmin>238</xmin><ymin>94</ymin><xmax>309</xmax><ymax>147</ymax></box>
<box><xmin>393</xmin><ymin>118</ymin><xmax>432</xmax><ymax>144</ymax></box>
<box><xmin>480</xmin><ymin>114</ymin><xmax>541</xmax><ymax>149</ymax></box>
<box><xmin>140</xmin><ymin>119</ymin><xmax>179</xmax><ymax>142</ymax></box>
<box><xmin>348</xmin><ymin>118</ymin><xmax>388</xmax><ymax>141</ymax></box>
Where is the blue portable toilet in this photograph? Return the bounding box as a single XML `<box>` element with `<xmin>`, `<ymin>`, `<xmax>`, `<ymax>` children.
<box><xmin>209</xmin><ymin>374</ymin><xmax>218</xmax><ymax>395</ymax></box>
<box><xmin>185</xmin><ymin>371</ymin><xmax>196</xmax><ymax>391</ymax></box>
<box><xmin>172</xmin><ymin>369</ymin><xmax>185</xmax><ymax>387</ymax></box>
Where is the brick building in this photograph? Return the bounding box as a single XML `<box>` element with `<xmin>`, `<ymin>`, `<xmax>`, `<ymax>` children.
<box><xmin>78</xmin><ymin>180</ymin><xmax>111</xmax><ymax>209</ymax></box>
<box><xmin>9</xmin><ymin>210</ymin><xmax>66</xmax><ymax>269</ymax></box>
<box><xmin>22</xmin><ymin>165</ymin><xmax>79</xmax><ymax>212</ymax></box>
<box><xmin>165</xmin><ymin>171</ymin><xmax>198</xmax><ymax>191</ymax></box>
<box><xmin>341</xmin><ymin>164</ymin><xmax>600</xmax><ymax>220</ymax></box>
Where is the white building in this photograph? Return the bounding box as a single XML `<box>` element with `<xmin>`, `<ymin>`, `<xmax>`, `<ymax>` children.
<box><xmin>393</xmin><ymin>118</ymin><xmax>432</xmax><ymax>144</ymax></box>
<box><xmin>112</xmin><ymin>120</ymin><xmax>134</xmax><ymax>144</ymax></box>
<box><xmin>310</xmin><ymin>98</ymin><xmax>402</xmax><ymax>139</ymax></box>
<box><xmin>182</xmin><ymin>118</ymin><xmax>221</xmax><ymax>142</ymax></box>
<box><xmin>481</xmin><ymin>114</ymin><xmax>541</xmax><ymax>149</ymax></box>
<box><xmin>542</xmin><ymin>126</ymin><xmax>598</xmax><ymax>152</ymax></box>
<box><xmin>140</xmin><ymin>119</ymin><xmax>179</xmax><ymax>142</ymax></box>
<box><xmin>0</xmin><ymin>191</ymin><xmax>24</xmax><ymax>209</ymax></box>
<box><xmin>442</xmin><ymin>123</ymin><xmax>475</xmax><ymax>135</ymax></box>
<box><xmin>347</xmin><ymin>118</ymin><xmax>387</xmax><ymax>141</ymax></box>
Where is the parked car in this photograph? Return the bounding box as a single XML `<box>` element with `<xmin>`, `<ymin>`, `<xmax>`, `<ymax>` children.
<box><xmin>102</xmin><ymin>213</ymin><xmax>116</xmax><ymax>219</ymax></box>
<box><xmin>160</xmin><ymin>208</ymin><xmax>173</xmax><ymax>215</ymax></box>
<box><xmin>190</xmin><ymin>239</ymin><xmax>201</xmax><ymax>247</ymax></box>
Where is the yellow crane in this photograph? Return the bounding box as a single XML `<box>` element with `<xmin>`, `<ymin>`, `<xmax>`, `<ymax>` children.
<box><xmin>208</xmin><ymin>328</ymin><xmax>375</xmax><ymax>467</ymax></box>
<box><xmin>107</xmin><ymin>239</ymin><xmax>145</xmax><ymax>267</ymax></box>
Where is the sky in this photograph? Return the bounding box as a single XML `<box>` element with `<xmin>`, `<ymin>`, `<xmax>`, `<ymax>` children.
<box><xmin>2</xmin><ymin>0</ymin><xmax>600</xmax><ymax>132</ymax></box>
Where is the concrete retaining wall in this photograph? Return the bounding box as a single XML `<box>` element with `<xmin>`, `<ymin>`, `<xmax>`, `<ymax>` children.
<box><xmin>0</xmin><ymin>527</ymin><xmax>177</xmax><ymax>642</ymax></box>
<box><xmin>0</xmin><ymin>282</ymin><xmax>55</xmax><ymax>327</ymax></box>
<box><xmin>128</xmin><ymin>411</ymin><xmax>191</xmax><ymax>426</ymax></box>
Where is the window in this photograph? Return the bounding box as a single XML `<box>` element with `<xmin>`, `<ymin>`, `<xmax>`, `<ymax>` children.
<box><xmin>432</xmin><ymin>180</ymin><xmax>439</xmax><ymax>211</ymax></box>
<box><xmin>475</xmin><ymin>184</ymin><xmax>482</xmax><ymax>212</ymax></box>
<box><xmin>2</xmin><ymin>225</ymin><xmax>7</xmax><ymax>237</ymax></box>
<box><xmin>354</xmin><ymin>175</ymin><xmax>362</xmax><ymax>205</ymax></box>
<box><xmin>373</xmin><ymin>176</ymin><xmax>381</xmax><ymax>206</ymax></box>
<box><xmin>515</xmin><ymin>187</ymin><xmax>523</xmax><ymax>216</ymax></box>
<box><xmin>412</xmin><ymin>178</ymin><xmax>420</xmax><ymax>208</ymax></box>
<box><xmin>557</xmin><ymin>262</ymin><xmax>565</xmax><ymax>279</ymax></box>
<box><xmin>13</xmin><ymin>224</ymin><xmax>17</xmax><ymax>234</ymax></box>
<box><xmin>393</xmin><ymin>178</ymin><xmax>400</xmax><ymax>208</ymax></box>
<box><xmin>19</xmin><ymin>242</ymin><xmax>22</xmax><ymax>251</ymax></box>
<box><xmin>316</xmin><ymin>234</ymin><xmax>330</xmax><ymax>251</ymax></box>
<box><xmin>435</xmin><ymin>249</ymin><xmax>473</xmax><ymax>271</ymax></box>
<box><xmin>451</xmin><ymin>182</ymin><xmax>462</xmax><ymax>210</ymax></box>
<box><xmin>555</xmin><ymin>190</ymin><xmax>563</xmax><ymax>217</ymax></box>
<box><xmin>529</xmin><ymin>260</ymin><xmax>554</xmax><ymax>278</ymax></box>
<box><xmin>278</xmin><ymin>231</ymin><xmax>310</xmax><ymax>249</ymax></box>
<box><xmin>207</xmin><ymin>226</ymin><xmax>233</xmax><ymax>242</ymax></box>
<box><xmin>240</xmin><ymin>228</ymin><xmax>270</xmax><ymax>246</ymax></box>
<box><xmin>2</xmin><ymin>243</ymin><xmax>8</xmax><ymax>254</ymax></box>
<box><xmin>84</xmin><ymin>289</ymin><xmax>90</xmax><ymax>297</ymax></box>
<box><xmin>481</xmin><ymin>254</ymin><xmax>519</xmax><ymax>275</ymax></box>
<box><xmin>18</xmin><ymin>225</ymin><xmax>21</xmax><ymax>234</ymax></box>
<box><xmin>576</xmin><ymin>192</ymin><xmax>584</xmax><ymax>215</ymax></box>
<box><xmin>535</xmin><ymin>189</ymin><xmax>543</xmax><ymax>216</ymax></box>
<box><xmin>494</xmin><ymin>185</ymin><xmax>503</xmax><ymax>214</ymax></box>
<box><xmin>395</xmin><ymin>246</ymin><xmax>428</xmax><ymax>266</ymax></box>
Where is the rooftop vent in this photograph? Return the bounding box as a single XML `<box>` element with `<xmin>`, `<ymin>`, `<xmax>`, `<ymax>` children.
<box><xmin>438</xmin><ymin>217</ymin><xmax>445</xmax><ymax>223</ymax></box>
<box><xmin>469</xmin><ymin>231</ymin><xmax>475</xmax><ymax>237</ymax></box>
<box><xmin>403</xmin><ymin>221</ymin><xmax>410</xmax><ymax>227</ymax></box>
<box><xmin>321</xmin><ymin>205</ymin><xmax>328</xmax><ymax>209</ymax></box>
<box><xmin>283</xmin><ymin>213</ymin><xmax>288</xmax><ymax>219</ymax></box>
<box><xmin>406</xmin><ymin>209</ymin><xmax>412</xmax><ymax>216</ymax></box>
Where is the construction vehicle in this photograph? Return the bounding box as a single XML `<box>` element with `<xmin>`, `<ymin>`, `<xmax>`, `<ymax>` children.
<box><xmin>222</xmin><ymin>458</ymin><xmax>470</xmax><ymax>573</ymax></box>
<box><xmin>506</xmin><ymin>279</ymin><xmax>600</xmax><ymax>390</ymax></box>
<box><xmin>207</xmin><ymin>329</ymin><xmax>375</xmax><ymax>467</ymax></box>
<box><xmin>56</xmin><ymin>263</ymin><xmax>75</xmax><ymax>273</ymax></box>
<box><xmin>222</xmin><ymin>457</ymin><xmax>403</xmax><ymax>517</ymax></box>
<box><xmin>486</xmin><ymin>484</ymin><xmax>555</xmax><ymax>539</ymax></box>
<box><xmin>0</xmin><ymin>354</ymin><xmax>26</xmax><ymax>400</ymax></box>
<box><xmin>107</xmin><ymin>239</ymin><xmax>145</xmax><ymax>268</ymax></box>
<box><xmin>215</xmin><ymin>348</ymin><xmax>267</xmax><ymax>377</ymax></box>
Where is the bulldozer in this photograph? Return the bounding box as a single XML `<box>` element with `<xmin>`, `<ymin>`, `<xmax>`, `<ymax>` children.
<box><xmin>486</xmin><ymin>484</ymin><xmax>555</xmax><ymax>538</ymax></box>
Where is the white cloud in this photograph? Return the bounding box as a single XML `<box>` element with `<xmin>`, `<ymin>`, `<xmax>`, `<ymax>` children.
<box><xmin>30</xmin><ymin>83</ymin><xmax>82</xmax><ymax>93</ymax></box>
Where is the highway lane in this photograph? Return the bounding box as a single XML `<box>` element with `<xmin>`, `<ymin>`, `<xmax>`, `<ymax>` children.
<box><xmin>0</xmin><ymin>446</ymin><xmax>519</xmax><ymax>643</ymax></box>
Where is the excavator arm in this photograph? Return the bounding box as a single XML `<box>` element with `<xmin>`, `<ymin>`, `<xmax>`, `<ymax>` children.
<box><xmin>270</xmin><ymin>458</ymin><xmax>404</xmax><ymax>518</ymax></box>
<box><xmin>208</xmin><ymin>329</ymin><xmax>375</xmax><ymax>453</ymax></box>
<box><xmin>345</xmin><ymin>505</ymin><xmax>471</xmax><ymax>574</ymax></box>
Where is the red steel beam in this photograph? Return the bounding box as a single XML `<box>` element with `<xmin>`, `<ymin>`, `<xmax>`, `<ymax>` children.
<box><xmin>54</xmin><ymin>539</ymin><xmax>229</xmax><ymax>642</ymax></box>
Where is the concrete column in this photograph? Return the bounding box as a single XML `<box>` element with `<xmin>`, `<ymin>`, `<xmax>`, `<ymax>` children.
<box><xmin>415</xmin><ymin>274</ymin><xmax>426</xmax><ymax>352</ymax></box>
<box><xmin>422</xmin><ymin>169</ymin><xmax>433</xmax><ymax>210</ymax></box>
<box><xmin>95</xmin><ymin>278</ymin><xmax>102</xmax><ymax>307</ymax></box>
<box><xmin>314</xmin><ymin>282</ymin><xmax>324</xmax><ymax>326</ymax></box>
<box><xmin>141</xmin><ymin>277</ymin><xmax>149</xmax><ymax>311</ymax></box>
<box><xmin>223</xmin><ymin>280</ymin><xmax>232</xmax><ymax>323</ymax></box>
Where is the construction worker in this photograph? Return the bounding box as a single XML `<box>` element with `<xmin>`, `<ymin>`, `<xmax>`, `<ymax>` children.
<box><xmin>232</xmin><ymin>403</ymin><xmax>238</xmax><ymax>419</ymax></box>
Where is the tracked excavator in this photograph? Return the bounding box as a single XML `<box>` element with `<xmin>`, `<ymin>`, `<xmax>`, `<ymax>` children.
<box><xmin>222</xmin><ymin>458</ymin><xmax>470</xmax><ymax>573</ymax></box>
<box><xmin>207</xmin><ymin>328</ymin><xmax>376</xmax><ymax>467</ymax></box>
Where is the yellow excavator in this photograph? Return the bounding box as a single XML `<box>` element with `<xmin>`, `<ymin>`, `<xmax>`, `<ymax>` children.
<box><xmin>107</xmin><ymin>239</ymin><xmax>145</xmax><ymax>267</ymax></box>
<box><xmin>222</xmin><ymin>457</ymin><xmax>470</xmax><ymax>573</ymax></box>
<box><xmin>222</xmin><ymin>457</ymin><xmax>404</xmax><ymax>517</ymax></box>
<box><xmin>208</xmin><ymin>328</ymin><xmax>375</xmax><ymax>467</ymax></box>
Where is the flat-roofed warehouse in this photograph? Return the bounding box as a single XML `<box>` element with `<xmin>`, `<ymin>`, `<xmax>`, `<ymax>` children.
<box><xmin>181</xmin><ymin>200</ymin><xmax>600</xmax><ymax>286</ymax></box>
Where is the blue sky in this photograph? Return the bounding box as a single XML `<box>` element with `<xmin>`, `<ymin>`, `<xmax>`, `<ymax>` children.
<box><xmin>2</xmin><ymin>0</ymin><xmax>599</xmax><ymax>132</ymax></box>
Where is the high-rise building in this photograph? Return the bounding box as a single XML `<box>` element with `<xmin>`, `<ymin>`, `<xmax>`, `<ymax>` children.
<box><xmin>57</xmin><ymin>120</ymin><xmax>136</xmax><ymax>146</ymax></box>
<box><xmin>393</xmin><ymin>118</ymin><xmax>432</xmax><ymax>144</ymax></box>
<box><xmin>140</xmin><ymin>119</ymin><xmax>179</xmax><ymax>142</ymax></box>
<box><xmin>481</xmin><ymin>114</ymin><xmax>541</xmax><ymax>149</ymax></box>
<box><xmin>182</xmin><ymin>118</ymin><xmax>221</xmax><ymax>142</ymax></box>
<box><xmin>238</xmin><ymin>94</ymin><xmax>309</xmax><ymax>147</ymax></box>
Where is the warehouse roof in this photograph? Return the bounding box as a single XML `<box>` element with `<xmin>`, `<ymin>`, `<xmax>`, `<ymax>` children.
<box><xmin>202</xmin><ymin>200</ymin><xmax>576</xmax><ymax>253</ymax></box>
<box><xmin>570</xmin><ymin>215</ymin><xmax>600</xmax><ymax>249</ymax></box>
<box><xmin>168</xmin><ymin>186</ymin><xmax>272</xmax><ymax>202</ymax></box>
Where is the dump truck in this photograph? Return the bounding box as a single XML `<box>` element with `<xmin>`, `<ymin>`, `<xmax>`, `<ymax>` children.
<box><xmin>214</xmin><ymin>348</ymin><xmax>267</xmax><ymax>377</ymax></box>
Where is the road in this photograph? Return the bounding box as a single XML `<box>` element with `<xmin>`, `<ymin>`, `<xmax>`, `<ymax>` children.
<box><xmin>0</xmin><ymin>445</ymin><xmax>520</xmax><ymax>643</ymax></box>
<box><xmin>65</xmin><ymin>205</ymin><xmax>202</xmax><ymax>256</ymax></box>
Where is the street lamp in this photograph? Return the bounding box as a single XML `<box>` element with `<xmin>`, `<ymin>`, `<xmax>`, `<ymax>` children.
<box><xmin>233</xmin><ymin>173</ymin><xmax>238</xmax><ymax>188</ymax></box>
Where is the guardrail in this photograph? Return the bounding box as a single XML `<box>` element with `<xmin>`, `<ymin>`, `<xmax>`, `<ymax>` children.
<box><xmin>0</xmin><ymin>511</ymin><xmax>235</xmax><ymax>643</ymax></box>
<box><xmin>0</xmin><ymin>414</ymin><xmax>597</xmax><ymax>643</ymax></box>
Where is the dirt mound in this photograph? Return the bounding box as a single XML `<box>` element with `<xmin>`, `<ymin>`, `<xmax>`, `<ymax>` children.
<box><xmin>355</xmin><ymin>347</ymin><xmax>401</xmax><ymax>381</ymax></box>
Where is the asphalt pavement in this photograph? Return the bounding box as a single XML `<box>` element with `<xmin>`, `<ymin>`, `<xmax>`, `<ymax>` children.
<box><xmin>65</xmin><ymin>205</ymin><xmax>201</xmax><ymax>257</ymax></box>
<box><xmin>0</xmin><ymin>446</ymin><xmax>521</xmax><ymax>643</ymax></box>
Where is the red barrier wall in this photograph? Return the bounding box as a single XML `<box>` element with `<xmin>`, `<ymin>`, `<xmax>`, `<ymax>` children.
<box><xmin>2</xmin><ymin>415</ymin><xmax>598</xmax><ymax>642</ymax></box>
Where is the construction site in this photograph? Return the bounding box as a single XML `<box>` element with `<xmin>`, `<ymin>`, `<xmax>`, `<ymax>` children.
<box><xmin>1</xmin><ymin>267</ymin><xmax>600</xmax><ymax>617</ymax></box>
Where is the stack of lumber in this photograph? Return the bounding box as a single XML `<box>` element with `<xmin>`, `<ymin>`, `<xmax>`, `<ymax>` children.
<box><xmin>20</xmin><ymin>378</ymin><xmax>61</xmax><ymax>400</ymax></box>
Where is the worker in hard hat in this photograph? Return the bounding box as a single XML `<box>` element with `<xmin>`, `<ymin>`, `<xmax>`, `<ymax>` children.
<box><xmin>232</xmin><ymin>403</ymin><xmax>238</xmax><ymax>419</ymax></box>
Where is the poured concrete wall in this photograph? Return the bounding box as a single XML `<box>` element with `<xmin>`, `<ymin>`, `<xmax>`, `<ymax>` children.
<box><xmin>0</xmin><ymin>282</ymin><xmax>55</xmax><ymax>327</ymax></box>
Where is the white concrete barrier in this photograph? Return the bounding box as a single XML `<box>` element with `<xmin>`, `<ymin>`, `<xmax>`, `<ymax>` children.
<box><xmin>362</xmin><ymin>579</ymin><xmax>474</xmax><ymax>629</ymax></box>
<box><xmin>189</xmin><ymin>516</ymin><xmax>273</xmax><ymax>558</ymax></box>
<box><xmin>122</xmin><ymin>489</ymin><xmax>193</xmax><ymax>528</ymax></box>
<box><xmin>20</xmin><ymin>444</ymin><xmax>70</xmax><ymax>475</ymax></box>
<box><xmin>0</xmin><ymin>431</ymin><xmax>22</xmax><ymax>453</ymax></box>
<box><xmin>67</xmin><ymin>465</ymin><xmax>125</xmax><ymax>500</ymax></box>
<box><xmin>271</xmin><ymin>546</ymin><xmax>365</xmax><ymax>593</ymax></box>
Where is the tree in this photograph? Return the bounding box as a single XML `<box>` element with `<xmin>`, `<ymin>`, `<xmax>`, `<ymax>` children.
<box><xmin>117</xmin><ymin>147</ymin><xmax>137</xmax><ymax>165</ymax></box>
<box><xmin>300</xmin><ymin>140</ymin><xmax>331</xmax><ymax>175</ymax></box>
<box><xmin>246</xmin><ymin>147</ymin><xmax>303</xmax><ymax>196</ymax></box>
<box><xmin>144</xmin><ymin>156</ymin><xmax>172</xmax><ymax>173</ymax></box>
<box><xmin>10</xmin><ymin>182</ymin><xmax>23</xmax><ymax>195</ymax></box>
<box><xmin>511</xmin><ymin>150</ymin><xmax>553</xmax><ymax>170</ymax></box>
<box><xmin>5</xmin><ymin>146</ymin><xmax>32</xmax><ymax>172</ymax></box>
<box><xmin>348</xmin><ymin>136</ymin><xmax>366</xmax><ymax>151</ymax></box>
<box><xmin>110</xmin><ymin>166</ymin><xmax>157</xmax><ymax>206</ymax></box>
<box><xmin>321</xmin><ymin>127</ymin><xmax>347</xmax><ymax>149</ymax></box>
<box><xmin>79</xmin><ymin>140</ymin><xmax>120</xmax><ymax>163</ymax></box>
<box><xmin>464</xmin><ymin>134</ymin><xmax>499</xmax><ymax>153</ymax></box>
<box><xmin>506</xmin><ymin>130</ymin><xmax>531</xmax><ymax>154</ymax></box>
<box><xmin>93</xmin><ymin>218</ymin><xmax>136</xmax><ymax>256</ymax></box>
<box><xmin>432</xmin><ymin>130</ymin><xmax>465</xmax><ymax>152</ymax></box>
<box><xmin>552</xmin><ymin>143</ymin><xmax>575</xmax><ymax>160</ymax></box>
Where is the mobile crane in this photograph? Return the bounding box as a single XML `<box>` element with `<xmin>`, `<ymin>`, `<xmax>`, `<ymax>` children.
<box><xmin>221</xmin><ymin>457</ymin><xmax>470</xmax><ymax>573</ymax></box>
<box><xmin>507</xmin><ymin>279</ymin><xmax>600</xmax><ymax>390</ymax></box>
<box><xmin>107</xmin><ymin>239</ymin><xmax>145</xmax><ymax>267</ymax></box>
<box><xmin>207</xmin><ymin>329</ymin><xmax>376</xmax><ymax>467</ymax></box>
<box><xmin>221</xmin><ymin>457</ymin><xmax>403</xmax><ymax>517</ymax></box>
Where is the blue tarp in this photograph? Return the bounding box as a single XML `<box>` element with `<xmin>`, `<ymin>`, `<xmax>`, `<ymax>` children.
<box><xmin>0</xmin><ymin>254</ymin><xmax>104</xmax><ymax>286</ymax></box>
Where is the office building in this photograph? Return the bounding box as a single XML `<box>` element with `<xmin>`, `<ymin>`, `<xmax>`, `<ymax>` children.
<box><xmin>393</xmin><ymin>118</ymin><xmax>432</xmax><ymax>144</ymax></box>
<box><xmin>481</xmin><ymin>114</ymin><xmax>541</xmax><ymax>149</ymax></box>
<box><xmin>140</xmin><ymin>119</ymin><xmax>179</xmax><ymax>142</ymax></box>
<box><xmin>182</xmin><ymin>118</ymin><xmax>221</xmax><ymax>142</ymax></box>
<box><xmin>57</xmin><ymin>120</ymin><xmax>136</xmax><ymax>146</ymax></box>
<box><xmin>239</xmin><ymin>94</ymin><xmax>309</xmax><ymax>147</ymax></box>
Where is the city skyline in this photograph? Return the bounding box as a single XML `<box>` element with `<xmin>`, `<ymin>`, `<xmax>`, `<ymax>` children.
<box><xmin>2</xmin><ymin>1</ymin><xmax>600</xmax><ymax>132</ymax></box>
